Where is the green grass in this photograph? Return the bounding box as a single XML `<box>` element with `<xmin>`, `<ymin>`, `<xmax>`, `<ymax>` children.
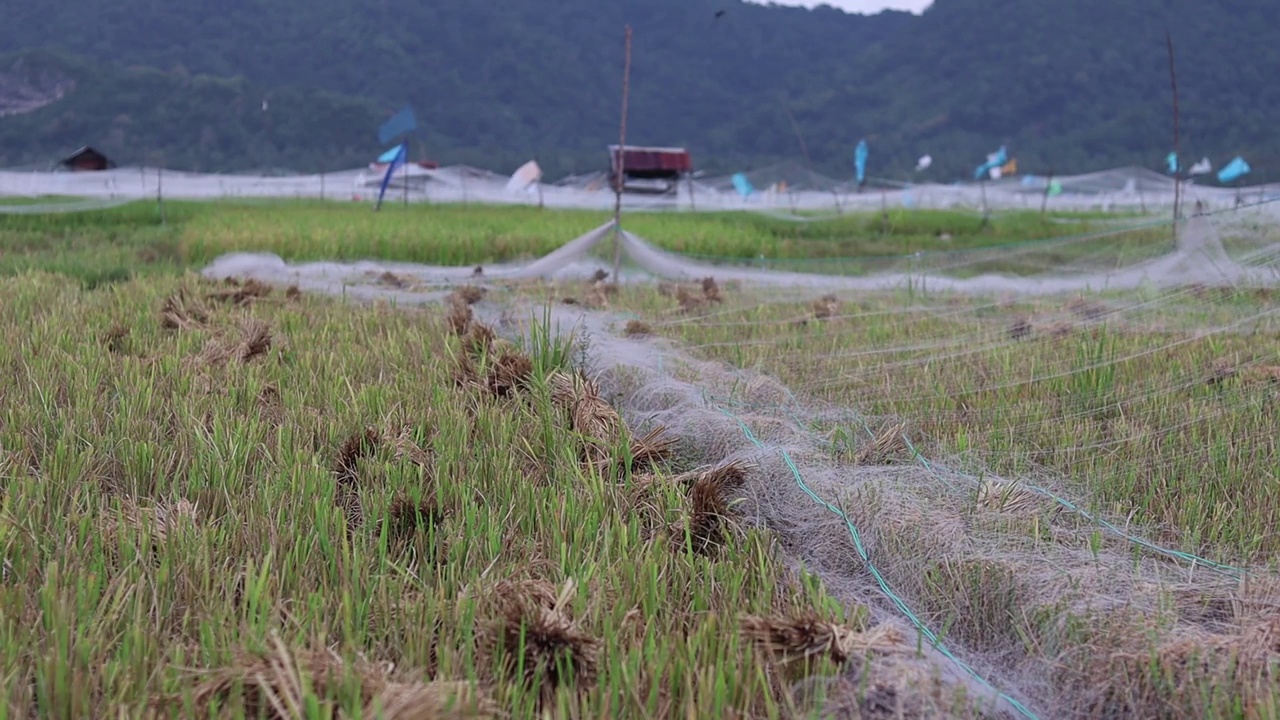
<box><xmin>0</xmin><ymin>198</ymin><xmax>1161</xmax><ymax>286</ymax></box>
<box><xmin>589</xmin><ymin>279</ymin><xmax>1280</xmax><ymax>718</ymax></box>
<box><xmin>610</xmin><ymin>284</ymin><xmax>1280</xmax><ymax>562</ymax></box>
<box><xmin>6</xmin><ymin>200</ymin><xmax>1278</xmax><ymax>717</ymax></box>
<box><xmin>0</xmin><ymin>272</ymin><xmax>895</xmax><ymax>717</ymax></box>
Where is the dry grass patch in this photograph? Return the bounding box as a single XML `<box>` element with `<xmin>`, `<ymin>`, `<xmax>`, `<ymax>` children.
<box><xmin>187</xmin><ymin>634</ymin><xmax>492</xmax><ymax>719</ymax></box>
<box><xmin>485</xmin><ymin>579</ymin><xmax>601</xmax><ymax>708</ymax></box>
<box><xmin>159</xmin><ymin>288</ymin><xmax>210</xmax><ymax>330</ymax></box>
<box><xmin>207</xmin><ymin>277</ymin><xmax>274</xmax><ymax>306</ymax></box>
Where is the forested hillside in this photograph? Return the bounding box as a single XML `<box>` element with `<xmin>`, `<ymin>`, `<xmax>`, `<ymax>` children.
<box><xmin>0</xmin><ymin>0</ymin><xmax>1276</xmax><ymax>182</ymax></box>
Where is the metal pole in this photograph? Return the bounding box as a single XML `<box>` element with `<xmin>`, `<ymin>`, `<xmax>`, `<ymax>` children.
<box><xmin>612</xmin><ymin>25</ymin><xmax>633</xmax><ymax>282</ymax></box>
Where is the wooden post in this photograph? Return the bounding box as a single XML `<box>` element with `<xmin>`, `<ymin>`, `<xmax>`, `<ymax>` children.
<box><xmin>612</xmin><ymin>25</ymin><xmax>633</xmax><ymax>282</ymax></box>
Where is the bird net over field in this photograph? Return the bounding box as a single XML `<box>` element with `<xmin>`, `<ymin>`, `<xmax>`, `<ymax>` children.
<box><xmin>2</xmin><ymin>161</ymin><xmax>1276</xmax><ymax>216</ymax></box>
<box><xmin>197</xmin><ymin>198</ymin><xmax>1280</xmax><ymax>718</ymax></box>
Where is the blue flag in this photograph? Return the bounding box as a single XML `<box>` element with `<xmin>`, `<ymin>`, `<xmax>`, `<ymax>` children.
<box><xmin>378</xmin><ymin>106</ymin><xmax>417</xmax><ymax>145</ymax></box>
<box><xmin>1217</xmin><ymin>156</ymin><xmax>1251</xmax><ymax>184</ymax></box>
<box><xmin>974</xmin><ymin>146</ymin><xmax>1008</xmax><ymax>180</ymax></box>
<box><xmin>731</xmin><ymin>172</ymin><xmax>754</xmax><ymax>198</ymax></box>
<box><xmin>375</xmin><ymin>143</ymin><xmax>407</xmax><ymax>210</ymax></box>
<box><xmin>854</xmin><ymin>139</ymin><xmax>868</xmax><ymax>185</ymax></box>
<box><xmin>377</xmin><ymin>145</ymin><xmax>405</xmax><ymax>164</ymax></box>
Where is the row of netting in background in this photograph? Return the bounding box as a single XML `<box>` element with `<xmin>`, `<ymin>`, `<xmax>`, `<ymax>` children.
<box><xmin>2</xmin><ymin>161</ymin><xmax>1278</xmax><ymax>216</ymax></box>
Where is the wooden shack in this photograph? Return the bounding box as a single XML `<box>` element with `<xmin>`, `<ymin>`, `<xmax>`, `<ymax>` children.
<box><xmin>59</xmin><ymin>146</ymin><xmax>116</xmax><ymax>172</ymax></box>
<box><xmin>608</xmin><ymin>145</ymin><xmax>692</xmax><ymax>195</ymax></box>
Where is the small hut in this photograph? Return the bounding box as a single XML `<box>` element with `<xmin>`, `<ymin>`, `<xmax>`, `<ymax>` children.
<box><xmin>608</xmin><ymin>145</ymin><xmax>692</xmax><ymax>195</ymax></box>
<box><xmin>59</xmin><ymin>146</ymin><xmax>116</xmax><ymax>172</ymax></box>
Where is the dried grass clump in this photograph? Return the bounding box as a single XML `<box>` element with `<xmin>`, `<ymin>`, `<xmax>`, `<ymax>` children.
<box><xmin>189</xmin><ymin>635</ymin><xmax>491</xmax><ymax>719</ymax></box>
<box><xmin>284</xmin><ymin>284</ymin><xmax>302</xmax><ymax>300</ymax></box>
<box><xmin>160</xmin><ymin>289</ymin><xmax>209</xmax><ymax>330</ymax></box>
<box><xmin>740</xmin><ymin>614</ymin><xmax>904</xmax><ymax>666</ymax></box>
<box><xmin>446</xmin><ymin>297</ymin><xmax>474</xmax><ymax>337</ymax></box>
<box><xmin>1207</xmin><ymin>358</ymin><xmax>1238</xmax><ymax>386</ymax></box>
<box><xmin>701</xmin><ymin>277</ymin><xmax>723</xmax><ymax>304</ymax></box>
<box><xmin>812</xmin><ymin>294</ymin><xmax>839</xmax><ymax>320</ymax></box>
<box><xmin>675</xmin><ymin>286</ymin><xmax>705</xmax><ymax>314</ymax></box>
<box><xmin>623</xmin><ymin>319</ymin><xmax>652</xmax><ymax>337</ymax></box>
<box><xmin>383</xmin><ymin>493</ymin><xmax>444</xmax><ymax>548</ymax></box>
<box><xmin>378</xmin><ymin>271</ymin><xmax>408</xmax><ymax>289</ymax></box>
<box><xmin>1245</xmin><ymin>364</ymin><xmax>1280</xmax><ymax>385</ymax></box>
<box><xmin>584</xmin><ymin>281</ymin><xmax>611</xmax><ymax>309</ymax></box>
<box><xmin>626</xmin><ymin>426</ymin><xmax>676</xmax><ymax>473</ymax></box>
<box><xmin>384</xmin><ymin>424</ymin><xmax>434</xmax><ymax>468</ymax></box>
<box><xmin>1066</xmin><ymin>296</ymin><xmax>1107</xmax><ymax>322</ymax></box>
<box><xmin>335</xmin><ymin>428</ymin><xmax>381</xmax><ymax>481</ymax></box>
<box><xmin>549</xmin><ymin>371</ymin><xmax>624</xmax><ymax>471</ymax></box>
<box><xmin>451</xmin><ymin>285</ymin><xmax>486</xmax><ymax>306</ymax></box>
<box><xmin>591</xmin><ymin>269</ymin><xmax>609</xmax><ymax>283</ymax></box>
<box><xmin>257</xmin><ymin>384</ymin><xmax>285</xmax><ymax>426</ymax></box>
<box><xmin>461</xmin><ymin>323</ymin><xmax>496</xmax><ymax>359</ymax></box>
<box><xmin>486</xmin><ymin>351</ymin><xmax>534</xmax><ymax>398</ymax></box>
<box><xmin>666</xmin><ymin>461</ymin><xmax>751</xmax><ymax>494</ymax></box>
<box><xmin>207</xmin><ymin>278</ymin><xmax>273</xmax><ymax>305</ymax></box>
<box><xmin>102</xmin><ymin>324</ymin><xmax>131</xmax><ymax>354</ymax></box>
<box><xmin>1008</xmin><ymin>316</ymin><xmax>1032</xmax><ymax>341</ymax></box>
<box><xmin>853</xmin><ymin>422</ymin><xmax>908</xmax><ymax>465</ymax></box>
<box><xmin>193</xmin><ymin>319</ymin><xmax>274</xmax><ymax>367</ymax></box>
<box><xmin>1045</xmin><ymin>321</ymin><xmax>1075</xmax><ymax>339</ymax></box>
<box><xmin>680</xmin><ymin>468</ymin><xmax>742</xmax><ymax>555</ymax></box>
<box><xmin>100</xmin><ymin>498</ymin><xmax>199</xmax><ymax>553</ymax></box>
<box><xmin>334</xmin><ymin>427</ymin><xmax>381</xmax><ymax>529</ymax></box>
<box><xmin>487</xmin><ymin>579</ymin><xmax>600</xmax><ymax>706</ymax></box>
<box><xmin>975</xmin><ymin>479</ymin><xmax>1049</xmax><ymax>515</ymax></box>
<box><xmin>452</xmin><ymin>352</ymin><xmax>482</xmax><ymax>391</ymax></box>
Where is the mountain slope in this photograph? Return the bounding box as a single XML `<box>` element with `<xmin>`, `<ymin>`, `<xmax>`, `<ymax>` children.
<box><xmin>0</xmin><ymin>51</ymin><xmax>385</xmax><ymax>173</ymax></box>
<box><xmin>0</xmin><ymin>0</ymin><xmax>1275</xmax><ymax>182</ymax></box>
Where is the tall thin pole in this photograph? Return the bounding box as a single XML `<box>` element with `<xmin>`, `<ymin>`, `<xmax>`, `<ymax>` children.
<box><xmin>612</xmin><ymin>25</ymin><xmax>633</xmax><ymax>282</ymax></box>
<box><xmin>403</xmin><ymin>140</ymin><xmax>410</xmax><ymax>209</ymax></box>
<box><xmin>979</xmin><ymin>179</ymin><xmax>989</xmax><ymax>227</ymax></box>
<box><xmin>1167</xmin><ymin>31</ymin><xmax>1181</xmax><ymax>236</ymax></box>
<box><xmin>157</xmin><ymin>165</ymin><xmax>166</xmax><ymax>225</ymax></box>
<box><xmin>782</xmin><ymin>104</ymin><xmax>814</xmax><ymax>175</ymax></box>
<box><xmin>1041</xmin><ymin>166</ymin><xmax>1054</xmax><ymax>217</ymax></box>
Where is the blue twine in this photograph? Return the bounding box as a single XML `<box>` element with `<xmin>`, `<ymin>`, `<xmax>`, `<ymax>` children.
<box><xmin>716</xmin><ymin>407</ymin><xmax>1040</xmax><ymax>720</ymax></box>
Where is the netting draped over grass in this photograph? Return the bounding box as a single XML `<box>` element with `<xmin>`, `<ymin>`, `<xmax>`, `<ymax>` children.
<box><xmin>0</xmin><ymin>272</ymin><xmax>927</xmax><ymax>717</ymax></box>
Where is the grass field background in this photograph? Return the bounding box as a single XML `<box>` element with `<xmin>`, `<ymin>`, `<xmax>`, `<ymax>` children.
<box><xmin>0</xmin><ymin>199</ymin><xmax>1170</xmax><ymax>287</ymax></box>
<box><xmin>2</xmin><ymin>198</ymin><xmax>1277</xmax><ymax>717</ymax></box>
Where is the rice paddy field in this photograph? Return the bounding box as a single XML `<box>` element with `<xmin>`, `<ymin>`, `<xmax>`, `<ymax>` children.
<box><xmin>2</xmin><ymin>199</ymin><xmax>1279</xmax><ymax>719</ymax></box>
<box><xmin>1</xmin><ymin>200</ymin><xmax>1160</xmax><ymax>287</ymax></box>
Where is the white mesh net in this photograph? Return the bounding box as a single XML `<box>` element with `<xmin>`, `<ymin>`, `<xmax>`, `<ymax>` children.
<box><xmin>3</xmin><ymin>162</ymin><xmax>1277</xmax><ymax>216</ymax></box>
